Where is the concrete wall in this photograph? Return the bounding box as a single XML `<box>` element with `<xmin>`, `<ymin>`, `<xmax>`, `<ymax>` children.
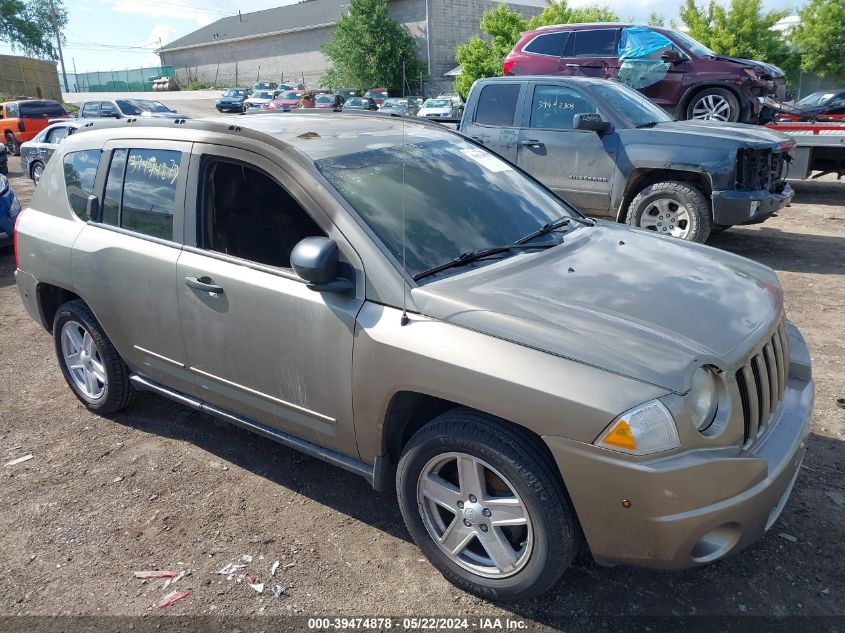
<box><xmin>0</xmin><ymin>54</ymin><xmax>62</xmax><ymax>101</ymax></box>
<box><xmin>160</xmin><ymin>0</ymin><xmax>542</xmax><ymax>94</ymax></box>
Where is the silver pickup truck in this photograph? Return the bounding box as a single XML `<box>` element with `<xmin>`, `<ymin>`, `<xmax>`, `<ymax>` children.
<box><xmin>13</xmin><ymin>113</ymin><xmax>813</xmax><ymax>600</ymax></box>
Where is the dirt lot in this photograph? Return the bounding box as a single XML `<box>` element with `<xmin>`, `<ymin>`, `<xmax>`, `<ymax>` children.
<box><xmin>0</xmin><ymin>157</ymin><xmax>843</xmax><ymax>628</ymax></box>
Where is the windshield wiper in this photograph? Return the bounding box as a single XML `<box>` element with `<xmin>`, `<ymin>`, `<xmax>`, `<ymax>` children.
<box><xmin>635</xmin><ymin>120</ymin><xmax>660</xmax><ymax>128</ymax></box>
<box><xmin>413</xmin><ymin>242</ymin><xmax>556</xmax><ymax>282</ymax></box>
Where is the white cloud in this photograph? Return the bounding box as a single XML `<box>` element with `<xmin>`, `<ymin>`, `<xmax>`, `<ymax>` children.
<box><xmin>111</xmin><ymin>0</ymin><xmax>217</xmax><ymax>27</ymax></box>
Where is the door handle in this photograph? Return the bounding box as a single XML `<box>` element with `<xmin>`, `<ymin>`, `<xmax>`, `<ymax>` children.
<box><xmin>185</xmin><ymin>276</ymin><xmax>224</xmax><ymax>295</ymax></box>
<box><xmin>565</xmin><ymin>63</ymin><xmax>580</xmax><ymax>68</ymax></box>
<box><xmin>520</xmin><ymin>139</ymin><xmax>544</xmax><ymax>149</ymax></box>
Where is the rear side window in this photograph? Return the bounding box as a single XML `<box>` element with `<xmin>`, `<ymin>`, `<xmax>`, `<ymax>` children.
<box><xmin>100</xmin><ymin>102</ymin><xmax>118</xmax><ymax>117</ymax></box>
<box><xmin>524</xmin><ymin>32</ymin><xmax>569</xmax><ymax>57</ymax></box>
<box><xmin>474</xmin><ymin>84</ymin><xmax>521</xmax><ymax>126</ymax></box>
<box><xmin>6</xmin><ymin>103</ymin><xmax>19</xmax><ymax>118</ymax></box>
<box><xmin>100</xmin><ymin>149</ymin><xmax>181</xmax><ymax>240</ymax></box>
<box><xmin>81</xmin><ymin>103</ymin><xmax>99</xmax><ymax>117</ymax></box>
<box><xmin>573</xmin><ymin>29</ymin><xmax>619</xmax><ymax>57</ymax></box>
<box><xmin>20</xmin><ymin>101</ymin><xmax>67</xmax><ymax>118</ymax></box>
<box><xmin>47</xmin><ymin>126</ymin><xmax>69</xmax><ymax>144</ymax></box>
<box><xmin>63</xmin><ymin>150</ymin><xmax>101</xmax><ymax>220</ymax></box>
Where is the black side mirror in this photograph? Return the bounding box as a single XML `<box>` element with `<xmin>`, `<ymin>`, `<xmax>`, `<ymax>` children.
<box><xmin>291</xmin><ymin>237</ymin><xmax>353</xmax><ymax>293</ymax></box>
<box><xmin>573</xmin><ymin>113</ymin><xmax>612</xmax><ymax>134</ymax></box>
<box><xmin>86</xmin><ymin>194</ymin><xmax>100</xmax><ymax>222</ymax></box>
<box><xmin>660</xmin><ymin>49</ymin><xmax>685</xmax><ymax>64</ymax></box>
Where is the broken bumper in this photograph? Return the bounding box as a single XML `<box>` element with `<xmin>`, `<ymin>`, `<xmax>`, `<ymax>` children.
<box><xmin>712</xmin><ymin>184</ymin><xmax>793</xmax><ymax>226</ymax></box>
<box><xmin>543</xmin><ymin>323</ymin><xmax>813</xmax><ymax>569</ymax></box>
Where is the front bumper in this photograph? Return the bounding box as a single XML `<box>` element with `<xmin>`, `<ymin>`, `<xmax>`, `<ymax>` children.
<box><xmin>712</xmin><ymin>184</ymin><xmax>793</xmax><ymax>226</ymax></box>
<box><xmin>216</xmin><ymin>103</ymin><xmax>244</xmax><ymax>111</ymax></box>
<box><xmin>544</xmin><ymin>322</ymin><xmax>813</xmax><ymax>569</ymax></box>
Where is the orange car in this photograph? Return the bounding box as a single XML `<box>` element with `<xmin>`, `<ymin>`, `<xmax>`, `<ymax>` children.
<box><xmin>1</xmin><ymin>99</ymin><xmax>70</xmax><ymax>156</ymax></box>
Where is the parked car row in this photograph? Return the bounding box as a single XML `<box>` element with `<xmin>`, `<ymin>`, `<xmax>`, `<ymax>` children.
<box><xmin>11</xmin><ymin>109</ymin><xmax>814</xmax><ymax>603</ymax></box>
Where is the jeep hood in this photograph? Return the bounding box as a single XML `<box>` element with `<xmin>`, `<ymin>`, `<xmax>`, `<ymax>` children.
<box><xmin>714</xmin><ymin>55</ymin><xmax>785</xmax><ymax>79</ymax></box>
<box><xmin>412</xmin><ymin>222</ymin><xmax>783</xmax><ymax>393</ymax></box>
<box><xmin>644</xmin><ymin>120</ymin><xmax>793</xmax><ymax>146</ymax></box>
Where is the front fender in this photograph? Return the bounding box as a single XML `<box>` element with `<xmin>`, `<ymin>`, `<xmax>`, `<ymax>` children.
<box><xmin>351</xmin><ymin>301</ymin><xmax>669</xmax><ymax>464</ymax></box>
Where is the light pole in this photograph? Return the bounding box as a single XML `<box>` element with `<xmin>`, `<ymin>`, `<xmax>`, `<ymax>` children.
<box><xmin>48</xmin><ymin>0</ymin><xmax>69</xmax><ymax>93</ymax></box>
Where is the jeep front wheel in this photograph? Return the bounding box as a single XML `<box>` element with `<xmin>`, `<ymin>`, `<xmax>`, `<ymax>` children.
<box><xmin>627</xmin><ymin>181</ymin><xmax>712</xmax><ymax>243</ymax></box>
<box><xmin>396</xmin><ymin>409</ymin><xmax>578</xmax><ymax>600</ymax></box>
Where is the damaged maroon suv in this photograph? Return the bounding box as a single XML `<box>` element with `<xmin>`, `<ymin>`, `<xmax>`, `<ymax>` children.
<box><xmin>504</xmin><ymin>24</ymin><xmax>786</xmax><ymax>124</ymax></box>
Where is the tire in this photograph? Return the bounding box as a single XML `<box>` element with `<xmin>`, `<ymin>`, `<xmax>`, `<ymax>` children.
<box><xmin>53</xmin><ymin>299</ymin><xmax>135</xmax><ymax>414</ymax></box>
<box><xmin>396</xmin><ymin>409</ymin><xmax>578</xmax><ymax>600</ymax></box>
<box><xmin>5</xmin><ymin>132</ymin><xmax>18</xmax><ymax>156</ymax></box>
<box><xmin>30</xmin><ymin>160</ymin><xmax>44</xmax><ymax>183</ymax></box>
<box><xmin>686</xmin><ymin>87</ymin><xmax>741</xmax><ymax>122</ymax></box>
<box><xmin>626</xmin><ymin>181</ymin><xmax>712</xmax><ymax>243</ymax></box>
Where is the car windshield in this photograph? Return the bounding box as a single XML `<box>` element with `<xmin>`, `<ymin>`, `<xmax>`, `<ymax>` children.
<box><xmin>314</xmin><ymin>133</ymin><xmax>577</xmax><ymax>280</ymax></box>
<box><xmin>382</xmin><ymin>99</ymin><xmax>406</xmax><ymax>108</ymax></box>
<box><xmin>594</xmin><ymin>82</ymin><xmax>673</xmax><ymax>126</ymax></box>
<box><xmin>797</xmin><ymin>91</ymin><xmax>836</xmax><ymax>106</ymax></box>
<box><xmin>281</xmin><ymin>91</ymin><xmax>302</xmax><ymax>100</ymax></box>
<box><xmin>346</xmin><ymin>98</ymin><xmax>367</xmax><ymax>106</ymax></box>
<box><xmin>316</xmin><ymin>95</ymin><xmax>335</xmax><ymax>103</ymax></box>
<box><xmin>424</xmin><ymin>99</ymin><xmax>451</xmax><ymax>108</ymax></box>
<box><xmin>116</xmin><ymin>100</ymin><xmax>172</xmax><ymax>114</ymax></box>
<box><xmin>223</xmin><ymin>89</ymin><xmax>245</xmax><ymax>97</ymax></box>
<box><xmin>667</xmin><ymin>30</ymin><xmax>716</xmax><ymax>58</ymax></box>
<box><xmin>253</xmin><ymin>91</ymin><xmax>274</xmax><ymax>100</ymax></box>
<box><xmin>366</xmin><ymin>90</ymin><xmax>387</xmax><ymax>98</ymax></box>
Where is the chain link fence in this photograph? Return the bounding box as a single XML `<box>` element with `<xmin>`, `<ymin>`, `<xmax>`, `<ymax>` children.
<box><xmin>69</xmin><ymin>66</ymin><xmax>176</xmax><ymax>93</ymax></box>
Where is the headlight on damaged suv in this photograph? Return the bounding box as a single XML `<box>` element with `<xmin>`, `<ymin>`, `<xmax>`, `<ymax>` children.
<box><xmin>595</xmin><ymin>400</ymin><xmax>679</xmax><ymax>455</ymax></box>
<box><xmin>688</xmin><ymin>366</ymin><xmax>719</xmax><ymax>432</ymax></box>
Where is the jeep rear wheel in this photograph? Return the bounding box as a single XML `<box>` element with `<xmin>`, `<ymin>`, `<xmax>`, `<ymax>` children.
<box><xmin>687</xmin><ymin>88</ymin><xmax>741</xmax><ymax>122</ymax></box>
<box><xmin>627</xmin><ymin>181</ymin><xmax>712</xmax><ymax>243</ymax></box>
<box><xmin>396</xmin><ymin>409</ymin><xmax>577</xmax><ymax>600</ymax></box>
<box><xmin>53</xmin><ymin>299</ymin><xmax>135</xmax><ymax>414</ymax></box>
<box><xmin>31</xmin><ymin>161</ymin><xmax>44</xmax><ymax>183</ymax></box>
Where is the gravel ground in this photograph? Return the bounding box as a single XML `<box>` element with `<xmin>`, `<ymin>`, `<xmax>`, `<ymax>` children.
<box><xmin>0</xmin><ymin>152</ymin><xmax>843</xmax><ymax>627</ymax></box>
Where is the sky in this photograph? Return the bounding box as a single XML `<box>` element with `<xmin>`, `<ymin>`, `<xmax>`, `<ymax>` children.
<box><xmin>0</xmin><ymin>0</ymin><xmax>797</xmax><ymax>74</ymax></box>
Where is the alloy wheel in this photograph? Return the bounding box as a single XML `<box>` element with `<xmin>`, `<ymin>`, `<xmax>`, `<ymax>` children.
<box><xmin>60</xmin><ymin>321</ymin><xmax>106</xmax><ymax>400</ymax></box>
<box><xmin>638</xmin><ymin>197</ymin><xmax>692</xmax><ymax>239</ymax></box>
<box><xmin>691</xmin><ymin>94</ymin><xmax>733</xmax><ymax>121</ymax></box>
<box><xmin>32</xmin><ymin>163</ymin><xmax>43</xmax><ymax>183</ymax></box>
<box><xmin>416</xmin><ymin>452</ymin><xmax>533</xmax><ymax>579</ymax></box>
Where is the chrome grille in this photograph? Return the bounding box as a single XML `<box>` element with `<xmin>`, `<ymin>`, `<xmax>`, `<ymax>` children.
<box><xmin>736</xmin><ymin>320</ymin><xmax>790</xmax><ymax>446</ymax></box>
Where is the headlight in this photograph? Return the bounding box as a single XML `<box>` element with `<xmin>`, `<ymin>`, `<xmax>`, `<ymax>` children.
<box><xmin>0</xmin><ymin>174</ymin><xmax>8</xmax><ymax>196</ymax></box>
<box><xmin>688</xmin><ymin>366</ymin><xmax>719</xmax><ymax>431</ymax></box>
<box><xmin>595</xmin><ymin>400</ymin><xmax>680</xmax><ymax>455</ymax></box>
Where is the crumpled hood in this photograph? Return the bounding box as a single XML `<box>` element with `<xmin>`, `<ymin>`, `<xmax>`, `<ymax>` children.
<box><xmin>412</xmin><ymin>222</ymin><xmax>783</xmax><ymax>393</ymax></box>
<box><xmin>645</xmin><ymin>120</ymin><xmax>793</xmax><ymax>146</ymax></box>
<box><xmin>715</xmin><ymin>55</ymin><xmax>785</xmax><ymax>79</ymax></box>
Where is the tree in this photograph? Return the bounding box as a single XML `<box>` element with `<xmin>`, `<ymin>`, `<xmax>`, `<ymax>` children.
<box><xmin>647</xmin><ymin>12</ymin><xmax>666</xmax><ymax>26</ymax></box>
<box><xmin>790</xmin><ymin>0</ymin><xmax>845</xmax><ymax>77</ymax></box>
<box><xmin>0</xmin><ymin>0</ymin><xmax>66</xmax><ymax>59</ymax></box>
<box><xmin>321</xmin><ymin>0</ymin><xmax>424</xmax><ymax>94</ymax></box>
<box><xmin>680</xmin><ymin>0</ymin><xmax>795</xmax><ymax>66</ymax></box>
<box><xmin>454</xmin><ymin>1</ymin><xmax>620</xmax><ymax>98</ymax></box>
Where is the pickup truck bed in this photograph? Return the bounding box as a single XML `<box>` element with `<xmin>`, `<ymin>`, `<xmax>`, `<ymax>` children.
<box><xmin>765</xmin><ymin>121</ymin><xmax>845</xmax><ymax>179</ymax></box>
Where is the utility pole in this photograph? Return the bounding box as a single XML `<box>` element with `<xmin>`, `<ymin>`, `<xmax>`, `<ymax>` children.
<box><xmin>48</xmin><ymin>0</ymin><xmax>69</xmax><ymax>93</ymax></box>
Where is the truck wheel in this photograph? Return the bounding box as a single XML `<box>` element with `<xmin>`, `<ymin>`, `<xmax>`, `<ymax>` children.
<box><xmin>53</xmin><ymin>299</ymin><xmax>135</xmax><ymax>414</ymax></box>
<box><xmin>627</xmin><ymin>181</ymin><xmax>712</xmax><ymax>243</ymax></box>
<box><xmin>5</xmin><ymin>132</ymin><xmax>18</xmax><ymax>156</ymax></box>
<box><xmin>396</xmin><ymin>409</ymin><xmax>578</xmax><ymax>600</ymax></box>
<box><xmin>686</xmin><ymin>88</ymin><xmax>740</xmax><ymax>122</ymax></box>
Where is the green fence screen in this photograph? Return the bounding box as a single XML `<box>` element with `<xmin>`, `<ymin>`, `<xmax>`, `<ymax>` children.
<box><xmin>72</xmin><ymin>66</ymin><xmax>175</xmax><ymax>92</ymax></box>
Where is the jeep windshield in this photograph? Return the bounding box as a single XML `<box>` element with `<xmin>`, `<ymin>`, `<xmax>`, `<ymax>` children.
<box><xmin>314</xmin><ymin>132</ymin><xmax>580</xmax><ymax>280</ymax></box>
<box><xmin>116</xmin><ymin>100</ymin><xmax>173</xmax><ymax>114</ymax></box>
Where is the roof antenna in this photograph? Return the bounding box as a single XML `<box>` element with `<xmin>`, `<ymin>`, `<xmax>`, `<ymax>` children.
<box><xmin>400</xmin><ymin>115</ymin><xmax>409</xmax><ymax>327</ymax></box>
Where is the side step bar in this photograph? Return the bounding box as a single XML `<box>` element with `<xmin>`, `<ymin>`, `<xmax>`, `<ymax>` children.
<box><xmin>129</xmin><ymin>374</ymin><xmax>389</xmax><ymax>490</ymax></box>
